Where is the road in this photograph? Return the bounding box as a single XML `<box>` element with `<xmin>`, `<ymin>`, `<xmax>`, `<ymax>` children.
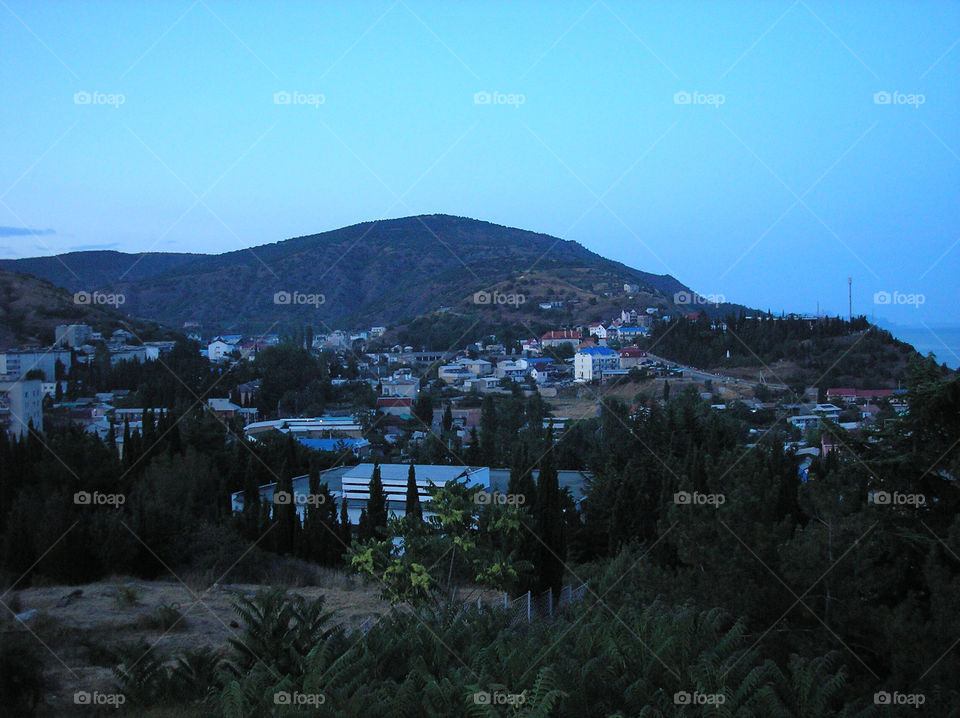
<box><xmin>643</xmin><ymin>353</ymin><xmax>790</xmax><ymax>391</ymax></box>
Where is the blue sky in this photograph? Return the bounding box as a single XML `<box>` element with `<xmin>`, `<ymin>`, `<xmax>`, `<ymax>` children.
<box><xmin>1</xmin><ymin>1</ymin><xmax>958</xmax><ymax>330</ymax></box>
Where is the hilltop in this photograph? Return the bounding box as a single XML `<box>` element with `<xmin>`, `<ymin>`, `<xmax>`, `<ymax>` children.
<box><xmin>0</xmin><ymin>215</ymin><xmax>746</xmax><ymax>334</ymax></box>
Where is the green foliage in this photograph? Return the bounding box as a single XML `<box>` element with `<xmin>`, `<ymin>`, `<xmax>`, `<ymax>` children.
<box><xmin>227</xmin><ymin>588</ymin><xmax>339</xmax><ymax>677</ymax></box>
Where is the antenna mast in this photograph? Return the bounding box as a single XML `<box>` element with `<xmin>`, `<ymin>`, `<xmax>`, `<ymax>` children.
<box><xmin>848</xmin><ymin>277</ymin><xmax>852</xmax><ymax>322</ymax></box>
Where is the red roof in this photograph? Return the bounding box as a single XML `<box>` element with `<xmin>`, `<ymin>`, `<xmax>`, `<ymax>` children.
<box><xmin>541</xmin><ymin>330</ymin><xmax>579</xmax><ymax>341</ymax></box>
<box><xmin>377</xmin><ymin>397</ymin><xmax>412</xmax><ymax>408</ymax></box>
<box><xmin>827</xmin><ymin>388</ymin><xmax>894</xmax><ymax>399</ymax></box>
<box><xmin>619</xmin><ymin>347</ymin><xmax>646</xmax><ymax>358</ymax></box>
<box><xmin>826</xmin><ymin>388</ymin><xmax>857</xmax><ymax>396</ymax></box>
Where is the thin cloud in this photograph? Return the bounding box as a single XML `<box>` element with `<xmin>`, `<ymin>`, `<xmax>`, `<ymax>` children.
<box><xmin>0</xmin><ymin>226</ymin><xmax>56</xmax><ymax>237</ymax></box>
<box><xmin>67</xmin><ymin>242</ymin><xmax>120</xmax><ymax>251</ymax></box>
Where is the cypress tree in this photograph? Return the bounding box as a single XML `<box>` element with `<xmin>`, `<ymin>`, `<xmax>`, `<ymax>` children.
<box><xmin>357</xmin><ymin>507</ymin><xmax>370</xmax><ymax>542</ymax></box>
<box><xmin>339</xmin><ymin>498</ymin><xmax>351</xmax><ymax>549</ymax></box>
<box><xmin>441</xmin><ymin>403</ymin><xmax>453</xmax><ymax>434</ymax></box>
<box><xmin>479</xmin><ymin>395</ymin><xmax>498</xmax><ymax>466</ymax></box>
<box><xmin>241</xmin><ymin>456</ymin><xmax>260</xmax><ymax>541</ymax></box>
<box><xmin>465</xmin><ymin>427</ymin><xmax>481</xmax><ymax>465</ymax></box>
<box><xmin>273</xmin><ymin>460</ymin><xmax>297</xmax><ymax>555</ymax></box>
<box><xmin>405</xmin><ymin>462</ymin><xmax>422</xmax><ymax>523</ymax></box>
<box><xmin>536</xmin><ymin>427</ymin><xmax>565</xmax><ymax>596</ymax></box>
<box><xmin>365</xmin><ymin>463</ymin><xmax>388</xmax><ymax>538</ymax></box>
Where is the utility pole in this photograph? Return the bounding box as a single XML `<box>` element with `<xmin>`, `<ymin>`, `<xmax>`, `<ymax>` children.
<box><xmin>848</xmin><ymin>277</ymin><xmax>852</xmax><ymax>322</ymax></box>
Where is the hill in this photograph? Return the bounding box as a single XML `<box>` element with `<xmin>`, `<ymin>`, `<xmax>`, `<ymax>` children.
<box><xmin>0</xmin><ymin>215</ymin><xmax>746</xmax><ymax>334</ymax></box>
<box><xmin>0</xmin><ymin>269</ymin><xmax>169</xmax><ymax>347</ymax></box>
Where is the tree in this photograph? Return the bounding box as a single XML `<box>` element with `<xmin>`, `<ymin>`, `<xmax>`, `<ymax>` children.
<box><xmin>535</xmin><ymin>428</ymin><xmax>565</xmax><ymax>596</ymax></box>
<box><xmin>412</xmin><ymin>392</ymin><xmax>434</xmax><ymax>429</ymax></box>
<box><xmin>339</xmin><ymin>498</ymin><xmax>351</xmax><ymax>548</ymax></box>
<box><xmin>273</xmin><ymin>471</ymin><xmax>297</xmax><ymax>555</ymax></box>
<box><xmin>362</xmin><ymin>464</ymin><xmax>388</xmax><ymax>540</ymax></box>
<box><xmin>301</xmin><ymin>461</ymin><xmax>338</xmax><ymax>564</ymax></box>
<box><xmin>404</xmin><ymin>463</ymin><xmax>422</xmax><ymax>524</ymax></box>
<box><xmin>479</xmin><ymin>395</ymin><xmax>498</xmax><ymax>466</ymax></box>
<box><xmin>441</xmin><ymin>403</ymin><xmax>453</xmax><ymax>434</ymax></box>
<box><xmin>663</xmin><ymin>379</ymin><xmax>670</xmax><ymax>402</ymax></box>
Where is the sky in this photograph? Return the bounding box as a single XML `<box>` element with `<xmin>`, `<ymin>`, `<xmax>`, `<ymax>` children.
<box><xmin>1</xmin><ymin>1</ymin><xmax>958</xmax><ymax>334</ymax></box>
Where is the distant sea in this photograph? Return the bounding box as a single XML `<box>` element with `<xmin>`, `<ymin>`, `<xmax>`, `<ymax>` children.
<box><xmin>883</xmin><ymin>324</ymin><xmax>960</xmax><ymax>370</ymax></box>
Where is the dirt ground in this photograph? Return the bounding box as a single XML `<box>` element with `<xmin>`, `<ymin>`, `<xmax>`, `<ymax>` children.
<box><xmin>549</xmin><ymin>374</ymin><xmax>755</xmax><ymax>420</ymax></box>
<box><xmin>3</xmin><ymin>575</ymin><xmax>394</xmax><ymax>715</ymax></box>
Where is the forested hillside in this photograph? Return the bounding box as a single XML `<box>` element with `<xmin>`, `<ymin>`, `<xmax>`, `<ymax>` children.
<box><xmin>2</xmin><ymin>351</ymin><xmax>958</xmax><ymax>715</ymax></box>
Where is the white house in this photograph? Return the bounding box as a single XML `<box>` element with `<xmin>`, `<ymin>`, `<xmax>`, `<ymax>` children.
<box><xmin>495</xmin><ymin>359</ymin><xmax>528</xmax><ymax>379</ymax></box>
<box><xmin>587</xmin><ymin>323</ymin><xmax>608</xmax><ymax>339</ymax></box>
<box><xmin>208</xmin><ymin>337</ymin><xmax>239</xmax><ymax>363</ymax></box>
<box><xmin>574</xmin><ymin>346</ymin><xmax>620</xmax><ymax>381</ymax></box>
<box><xmin>438</xmin><ymin>364</ymin><xmax>475</xmax><ymax>384</ymax></box>
<box><xmin>380</xmin><ymin>378</ymin><xmax>420</xmax><ymax>398</ymax></box>
<box><xmin>457</xmin><ymin>358</ymin><xmax>493</xmax><ymax>377</ymax></box>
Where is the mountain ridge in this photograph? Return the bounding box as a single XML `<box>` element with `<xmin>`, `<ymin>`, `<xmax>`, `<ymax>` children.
<box><xmin>0</xmin><ymin>214</ymin><xmax>743</xmax><ymax>334</ymax></box>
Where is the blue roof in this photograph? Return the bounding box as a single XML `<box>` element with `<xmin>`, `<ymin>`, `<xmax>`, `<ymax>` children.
<box><xmin>578</xmin><ymin>346</ymin><xmax>618</xmax><ymax>356</ymax></box>
<box><xmin>297</xmin><ymin>438</ymin><xmax>371</xmax><ymax>454</ymax></box>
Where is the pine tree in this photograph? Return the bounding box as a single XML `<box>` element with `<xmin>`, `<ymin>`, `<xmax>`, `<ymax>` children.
<box><xmin>404</xmin><ymin>462</ymin><xmax>422</xmax><ymax>524</ymax></box>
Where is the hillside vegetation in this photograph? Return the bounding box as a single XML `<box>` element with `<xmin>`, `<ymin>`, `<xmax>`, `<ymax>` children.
<box><xmin>0</xmin><ymin>215</ymin><xmax>746</xmax><ymax>333</ymax></box>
